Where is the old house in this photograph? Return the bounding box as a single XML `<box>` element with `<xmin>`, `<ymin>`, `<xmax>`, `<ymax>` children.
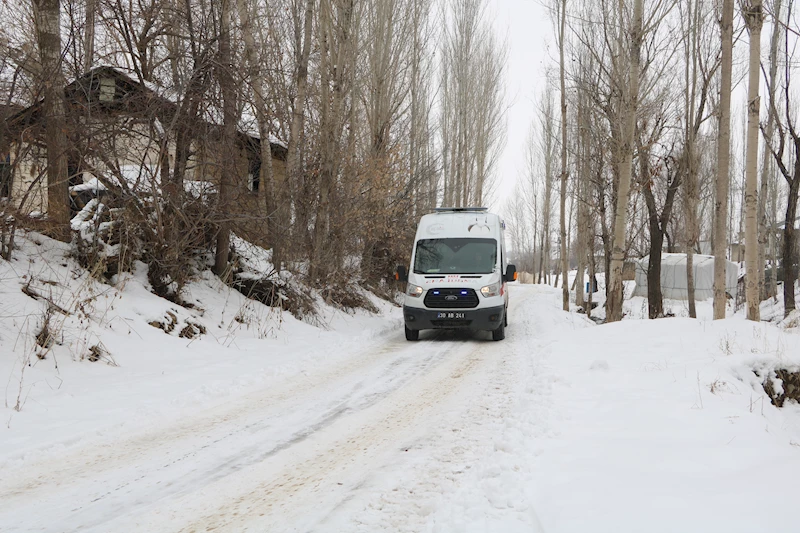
<box><xmin>1</xmin><ymin>65</ymin><xmax>286</xmax><ymax>247</ymax></box>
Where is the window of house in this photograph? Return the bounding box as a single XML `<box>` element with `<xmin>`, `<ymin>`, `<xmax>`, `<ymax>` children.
<box><xmin>0</xmin><ymin>155</ymin><xmax>11</xmax><ymax>198</ymax></box>
<box><xmin>248</xmin><ymin>158</ymin><xmax>261</xmax><ymax>192</ymax></box>
<box><xmin>99</xmin><ymin>77</ymin><xmax>116</xmax><ymax>102</ymax></box>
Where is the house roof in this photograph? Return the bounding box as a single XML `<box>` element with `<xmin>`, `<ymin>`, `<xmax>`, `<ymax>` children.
<box><xmin>4</xmin><ymin>65</ymin><xmax>288</xmax><ymax>160</ymax></box>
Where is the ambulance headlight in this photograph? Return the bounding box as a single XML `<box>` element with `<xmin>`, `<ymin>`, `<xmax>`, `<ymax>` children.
<box><xmin>406</xmin><ymin>283</ymin><xmax>424</xmax><ymax>297</ymax></box>
<box><xmin>480</xmin><ymin>282</ymin><xmax>500</xmax><ymax>298</ymax></box>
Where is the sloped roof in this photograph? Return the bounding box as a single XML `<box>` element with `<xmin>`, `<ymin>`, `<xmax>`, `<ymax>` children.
<box><xmin>5</xmin><ymin>65</ymin><xmax>288</xmax><ymax>159</ymax></box>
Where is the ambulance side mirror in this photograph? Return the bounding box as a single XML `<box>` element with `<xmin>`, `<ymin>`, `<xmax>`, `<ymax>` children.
<box><xmin>395</xmin><ymin>265</ymin><xmax>408</xmax><ymax>282</ymax></box>
<box><xmin>504</xmin><ymin>264</ymin><xmax>517</xmax><ymax>283</ymax></box>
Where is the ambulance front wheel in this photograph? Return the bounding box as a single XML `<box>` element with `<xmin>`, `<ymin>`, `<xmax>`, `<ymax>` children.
<box><xmin>492</xmin><ymin>321</ymin><xmax>505</xmax><ymax>341</ymax></box>
<box><xmin>405</xmin><ymin>326</ymin><xmax>419</xmax><ymax>341</ymax></box>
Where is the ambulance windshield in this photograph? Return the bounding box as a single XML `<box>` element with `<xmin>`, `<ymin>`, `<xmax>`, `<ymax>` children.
<box><xmin>413</xmin><ymin>238</ymin><xmax>497</xmax><ymax>275</ymax></box>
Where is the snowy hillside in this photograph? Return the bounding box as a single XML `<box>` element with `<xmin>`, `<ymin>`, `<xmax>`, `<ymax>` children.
<box><xmin>1</xmin><ymin>231</ymin><xmax>800</xmax><ymax>532</ymax></box>
<box><xmin>1</xmin><ymin>232</ymin><xmax>398</xmax><ymax>462</ymax></box>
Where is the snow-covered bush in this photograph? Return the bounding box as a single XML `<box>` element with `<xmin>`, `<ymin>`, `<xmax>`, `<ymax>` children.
<box><xmin>69</xmin><ymin>179</ymin><xmax>217</xmax><ymax>304</ymax></box>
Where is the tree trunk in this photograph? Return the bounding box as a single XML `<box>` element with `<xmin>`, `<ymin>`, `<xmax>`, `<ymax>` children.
<box><xmin>171</xmin><ymin>52</ymin><xmax>211</xmax><ymax>196</ymax></box>
<box><xmin>311</xmin><ymin>0</ymin><xmax>353</xmax><ymax>281</ymax></box>
<box><xmin>236</xmin><ymin>0</ymin><xmax>279</xmax><ymax>272</ymax></box>
<box><xmin>642</xmin><ymin>155</ymin><xmax>664</xmax><ymax>319</ymax></box>
<box><xmin>606</xmin><ymin>0</ymin><xmax>643</xmax><ymax>322</ymax></box>
<box><xmin>576</xmin><ymin>77</ymin><xmax>591</xmax><ymax>312</ymax></box>
<box><xmin>759</xmin><ymin>0</ymin><xmax>782</xmax><ymax>301</ymax></box>
<box><xmin>743</xmin><ymin>0</ymin><xmax>764</xmax><ymax>321</ymax></box>
<box><xmin>575</xmin><ymin>184</ymin><xmax>586</xmax><ymax>310</ymax></box>
<box><xmin>171</xmin><ymin>97</ymin><xmax>199</xmax><ymax>192</ymax></box>
<box><xmin>683</xmin><ymin>0</ymin><xmax>699</xmax><ymax>319</ymax></box>
<box><xmin>713</xmin><ymin>0</ymin><xmax>734</xmax><ymax>320</ymax></box>
<box><xmin>783</xmin><ymin>167</ymin><xmax>799</xmax><ymax>316</ymax></box>
<box><xmin>287</xmin><ymin>0</ymin><xmax>315</xmax><ymax>259</ymax></box>
<box><xmin>84</xmin><ymin>0</ymin><xmax>96</xmax><ymax>72</ymax></box>
<box><xmin>541</xmin><ymin>93</ymin><xmax>554</xmax><ymax>286</ymax></box>
<box><xmin>34</xmin><ymin>0</ymin><xmax>70</xmax><ymax>241</ymax></box>
<box><xmin>558</xmin><ymin>0</ymin><xmax>569</xmax><ymax>311</ymax></box>
<box><xmin>410</xmin><ymin>0</ymin><xmax>420</xmax><ymax>217</ymax></box>
<box><xmin>599</xmin><ymin>178</ymin><xmax>611</xmax><ymax>297</ymax></box>
<box><xmin>213</xmin><ymin>0</ymin><xmax>236</xmax><ymax>279</ymax></box>
<box><xmin>641</xmin><ymin>143</ymin><xmax>680</xmax><ymax>319</ymax></box>
<box><xmin>770</xmin><ymin>169</ymin><xmax>779</xmax><ymax>302</ymax></box>
<box><xmin>686</xmin><ymin>149</ymin><xmax>698</xmax><ymax>317</ymax></box>
<box><xmin>311</xmin><ymin>0</ymin><xmax>333</xmax><ymax>280</ymax></box>
<box><xmin>587</xmin><ymin>237</ymin><xmax>596</xmax><ymax>318</ymax></box>
<box><xmin>538</xmin><ymin>230</ymin><xmax>546</xmax><ymax>283</ymax></box>
<box><xmin>647</xmin><ymin>229</ymin><xmax>665</xmax><ymax>318</ymax></box>
<box><xmin>758</xmin><ymin>157</ymin><xmax>772</xmax><ymax>299</ymax></box>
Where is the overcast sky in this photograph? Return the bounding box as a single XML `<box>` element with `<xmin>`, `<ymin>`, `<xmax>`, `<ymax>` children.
<box><xmin>485</xmin><ymin>0</ymin><xmax>551</xmax><ymax>212</ymax></box>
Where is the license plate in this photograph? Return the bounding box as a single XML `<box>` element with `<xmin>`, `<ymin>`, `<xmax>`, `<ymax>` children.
<box><xmin>436</xmin><ymin>312</ymin><xmax>465</xmax><ymax>319</ymax></box>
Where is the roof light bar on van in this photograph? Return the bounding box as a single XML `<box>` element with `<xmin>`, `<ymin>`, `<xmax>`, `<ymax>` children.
<box><xmin>433</xmin><ymin>207</ymin><xmax>488</xmax><ymax>213</ymax></box>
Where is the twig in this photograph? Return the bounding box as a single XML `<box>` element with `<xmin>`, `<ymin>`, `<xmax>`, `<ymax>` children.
<box><xmin>21</xmin><ymin>281</ymin><xmax>71</xmax><ymax>316</ymax></box>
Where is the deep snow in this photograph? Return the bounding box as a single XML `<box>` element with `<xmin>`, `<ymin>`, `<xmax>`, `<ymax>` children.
<box><xmin>2</xmin><ymin>231</ymin><xmax>800</xmax><ymax>532</ymax></box>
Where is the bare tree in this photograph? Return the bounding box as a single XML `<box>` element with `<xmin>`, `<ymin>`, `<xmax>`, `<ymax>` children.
<box><xmin>574</xmin><ymin>50</ymin><xmax>599</xmax><ymax>315</ymax></box>
<box><xmin>606</xmin><ymin>0</ymin><xmax>644</xmax><ymax>323</ymax></box>
<box><xmin>759</xmin><ymin>0</ymin><xmax>783</xmax><ymax>303</ymax></box>
<box><xmin>522</xmin><ymin>125</ymin><xmax>540</xmax><ymax>275</ymax></box>
<box><xmin>213</xmin><ymin>0</ymin><xmax>237</xmax><ymax>279</ymax></box>
<box><xmin>535</xmin><ymin>89</ymin><xmax>556</xmax><ymax>284</ymax></box>
<box><xmin>762</xmin><ymin>0</ymin><xmax>800</xmax><ymax>317</ymax></box>
<box><xmin>679</xmin><ymin>0</ymin><xmax>720</xmax><ymax>319</ymax></box>
<box><xmin>235</xmin><ymin>0</ymin><xmax>278</xmax><ymax>271</ymax></box>
<box><xmin>743</xmin><ymin>0</ymin><xmax>764</xmax><ymax>321</ymax></box>
<box><xmin>575</xmin><ymin>78</ymin><xmax>588</xmax><ymax>310</ymax></box>
<box><xmin>33</xmin><ymin>0</ymin><xmax>70</xmax><ymax>240</ymax></box>
<box><xmin>554</xmin><ymin>0</ymin><xmax>569</xmax><ymax>310</ymax></box>
<box><xmin>683</xmin><ymin>0</ymin><xmax>700</xmax><ymax>318</ymax></box>
<box><xmin>713</xmin><ymin>0</ymin><xmax>734</xmax><ymax>320</ymax></box>
<box><xmin>310</xmin><ymin>0</ymin><xmax>357</xmax><ymax>280</ymax></box>
<box><xmin>440</xmin><ymin>0</ymin><xmax>505</xmax><ymax>208</ymax></box>
<box><xmin>84</xmin><ymin>0</ymin><xmax>96</xmax><ymax>71</ymax></box>
<box><xmin>285</xmin><ymin>0</ymin><xmax>315</xmax><ymax>257</ymax></box>
<box><xmin>639</xmin><ymin>117</ymin><xmax>681</xmax><ymax>319</ymax></box>
<box><xmin>409</xmin><ymin>0</ymin><xmax>437</xmax><ymax>216</ymax></box>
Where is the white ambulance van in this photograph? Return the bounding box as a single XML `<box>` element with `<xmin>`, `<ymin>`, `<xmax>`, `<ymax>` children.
<box><xmin>396</xmin><ymin>207</ymin><xmax>517</xmax><ymax>341</ymax></box>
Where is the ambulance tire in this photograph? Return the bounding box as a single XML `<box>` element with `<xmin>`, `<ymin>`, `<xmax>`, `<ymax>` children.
<box><xmin>492</xmin><ymin>321</ymin><xmax>505</xmax><ymax>341</ymax></box>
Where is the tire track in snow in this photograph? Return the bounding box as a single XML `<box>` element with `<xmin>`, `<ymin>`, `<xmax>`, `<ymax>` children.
<box><xmin>158</xmin><ymin>340</ymin><xmax>493</xmax><ymax>533</ymax></box>
<box><xmin>0</xmin><ymin>332</ymin><xmax>459</xmax><ymax>532</ymax></box>
<box><xmin>316</xmin><ymin>288</ymin><xmax>547</xmax><ymax>532</ymax></box>
<box><xmin>157</xmin><ymin>293</ymin><xmax>536</xmax><ymax>532</ymax></box>
<box><xmin>0</xmin><ymin>336</ymin><xmax>399</xmax><ymax>494</ymax></box>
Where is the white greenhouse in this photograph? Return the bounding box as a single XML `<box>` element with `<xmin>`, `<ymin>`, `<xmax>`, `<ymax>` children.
<box><xmin>632</xmin><ymin>253</ymin><xmax>739</xmax><ymax>301</ymax></box>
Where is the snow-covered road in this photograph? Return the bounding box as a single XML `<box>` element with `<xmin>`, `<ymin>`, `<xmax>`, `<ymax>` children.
<box><xmin>0</xmin><ymin>287</ymin><xmax>556</xmax><ymax>532</ymax></box>
<box><xmin>4</xmin><ymin>280</ymin><xmax>800</xmax><ymax>533</ymax></box>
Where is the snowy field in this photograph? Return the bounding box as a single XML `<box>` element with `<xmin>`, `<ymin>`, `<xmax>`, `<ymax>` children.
<box><xmin>2</xmin><ymin>232</ymin><xmax>800</xmax><ymax>532</ymax></box>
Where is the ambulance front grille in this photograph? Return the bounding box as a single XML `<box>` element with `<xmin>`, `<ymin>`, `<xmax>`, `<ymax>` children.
<box><xmin>423</xmin><ymin>288</ymin><xmax>479</xmax><ymax>309</ymax></box>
